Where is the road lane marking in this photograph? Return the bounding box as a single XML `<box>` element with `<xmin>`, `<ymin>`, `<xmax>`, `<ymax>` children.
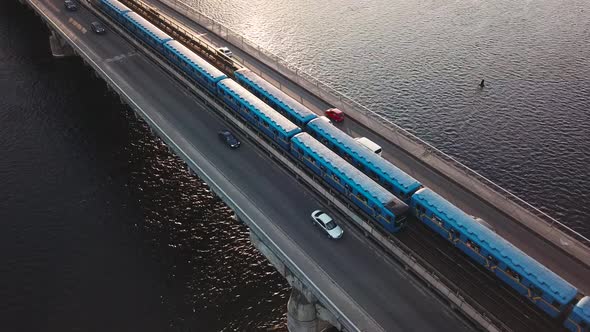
<box><xmin>45</xmin><ymin>1</ymin><xmax>61</xmax><ymax>13</ymax></box>
<box><xmin>104</xmin><ymin>51</ymin><xmax>138</xmax><ymax>63</ymax></box>
<box><xmin>67</xmin><ymin>17</ymin><xmax>87</xmax><ymax>34</ymax></box>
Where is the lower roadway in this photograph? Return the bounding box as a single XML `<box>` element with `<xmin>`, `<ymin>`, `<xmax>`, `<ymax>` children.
<box><xmin>29</xmin><ymin>0</ymin><xmax>473</xmax><ymax>330</ymax></box>
<box><xmin>147</xmin><ymin>0</ymin><xmax>590</xmax><ymax>294</ymax></box>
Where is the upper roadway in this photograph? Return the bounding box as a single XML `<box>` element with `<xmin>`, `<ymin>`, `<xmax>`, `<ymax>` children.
<box><xmin>28</xmin><ymin>0</ymin><xmax>473</xmax><ymax>330</ymax></box>
<box><xmin>147</xmin><ymin>0</ymin><xmax>590</xmax><ymax>294</ymax></box>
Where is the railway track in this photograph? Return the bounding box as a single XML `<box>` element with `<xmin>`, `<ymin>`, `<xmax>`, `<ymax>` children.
<box><xmin>397</xmin><ymin>218</ymin><xmax>563</xmax><ymax>331</ymax></box>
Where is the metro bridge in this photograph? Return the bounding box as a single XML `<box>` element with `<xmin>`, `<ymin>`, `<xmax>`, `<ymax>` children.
<box><xmin>18</xmin><ymin>0</ymin><xmax>590</xmax><ymax>330</ymax></box>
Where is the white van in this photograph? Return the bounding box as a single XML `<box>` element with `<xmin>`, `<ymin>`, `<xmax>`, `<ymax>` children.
<box><xmin>354</xmin><ymin>137</ymin><xmax>382</xmax><ymax>156</ymax></box>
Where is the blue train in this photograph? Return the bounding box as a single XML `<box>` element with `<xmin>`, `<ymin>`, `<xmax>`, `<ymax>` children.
<box><xmin>217</xmin><ymin>78</ymin><xmax>302</xmax><ymax>151</ymax></box>
<box><xmin>234</xmin><ymin>68</ymin><xmax>318</xmax><ymax>127</ymax></box>
<box><xmin>291</xmin><ymin>133</ymin><xmax>408</xmax><ymax>232</ymax></box>
<box><xmin>163</xmin><ymin>40</ymin><xmax>227</xmax><ymax>94</ymax></box>
<box><xmin>565</xmin><ymin>296</ymin><xmax>590</xmax><ymax>332</ymax></box>
<box><xmin>411</xmin><ymin>188</ymin><xmax>578</xmax><ymax>318</ymax></box>
<box><xmin>97</xmin><ymin>0</ymin><xmax>587</xmax><ymax>326</ymax></box>
<box><xmin>306</xmin><ymin>117</ymin><xmax>423</xmax><ymax>203</ymax></box>
<box><xmin>235</xmin><ymin>68</ymin><xmax>423</xmax><ymax>204</ymax></box>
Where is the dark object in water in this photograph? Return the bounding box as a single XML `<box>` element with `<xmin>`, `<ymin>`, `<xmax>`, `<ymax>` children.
<box><xmin>479</xmin><ymin>79</ymin><xmax>485</xmax><ymax>88</ymax></box>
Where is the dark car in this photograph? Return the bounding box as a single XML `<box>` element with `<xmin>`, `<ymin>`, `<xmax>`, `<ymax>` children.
<box><xmin>218</xmin><ymin>130</ymin><xmax>240</xmax><ymax>148</ymax></box>
<box><xmin>90</xmin><ymin>21</ymin><xmax>106</xmax><ymax>34</ymax></box>
<box><xmin>64</xmin><ymin>0</ymin><xmax>78</xmax><ymax>11</ymax></box>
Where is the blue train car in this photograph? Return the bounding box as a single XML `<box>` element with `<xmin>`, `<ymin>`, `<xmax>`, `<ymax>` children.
<box><xmin>162</xmin><ymin>40</ymin><xmax>227</xmax><ymax>94</ymax></box>
<box><xmin>411</xmin><ymin>188</ymin><xmax>578</xmax><ymax>317</ymax></box>
<box><xmin>290</xmin><ymin>133</ymin><xmax>408</xmax><ymax>232</ymax></box>
<box><xmin>565</xmin><ymin>296</ymin><xmax>590</xmax><ymax>332</ymax></box>
<box><xmin>217</xmin><ymin>78</ymin><xmax>302</xmax><ymax>150</ymax></box>
<box><xmin>306</xmin><ymin>118</ymin><xmax>422</xmax><ymax>202</ymax></box>
<box><xmin>122</xmin><ymin>12</ymin><xmax>172</xmax><ymax>53</ymax></box>
<box><xmin>99</xmin><ymin>0</ymin><xmax>131</xmax><ymax>22</ymax></box>
<box><xmin>234</xmin><ymin>69</ymin><xmax>318</xmax><ymax>127</ymax></box>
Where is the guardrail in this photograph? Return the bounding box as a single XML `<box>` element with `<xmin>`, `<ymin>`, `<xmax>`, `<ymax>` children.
<box><xmin>160</xmin><ymin>0</ymin><xmax>589</xmax><ymax>248</ymax></box>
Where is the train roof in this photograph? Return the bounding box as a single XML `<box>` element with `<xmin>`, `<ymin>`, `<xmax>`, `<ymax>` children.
<box><xmin>164</xmin><ymin>40</ymin><xmax>227</xmax><ymax>81</ymax></box>
<box><xmin>124</xmin><ymin>12</ymin><xmax>173</xmax><ymax>43</ymax></box>
<box><xmin>218</xmin><ymin>79</ymin><xmax>301</xmax><ymax>135</ymax></box>
<box><xmin>235</xmin><ymin>69</ymin><xmax>317</xmax><ymax>123</ymax></box>
<box><xmin>293</xmin><ymin>133</ymin><xmax>406</xmax><ymax>212</ymax></box>
<box><xmin>412</xmin><ymin>188</ymin><xmax>578</xmax><ymax>304</ymax></box>
<box><xmin>307</xmin><ymin>118</ymin><xmax>422</xmax><ymax>194</ymax></box>
<box><xmin>574</xmin><ymin>296</ymin><xmax>590</xmax><ymax>321</ymax></box>
<box><xmin>100</xmin><ymin>0</ymin><xmax>131</xmax><ymax>14</ymax></box>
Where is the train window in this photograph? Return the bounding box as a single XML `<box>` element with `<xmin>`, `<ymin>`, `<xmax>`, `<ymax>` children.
<box><xmin>356</xmin><ymin>193</ymin><xmax>368</xmax><ymax>204</ymax></box>
<box><xmin>320</xmin><ymin>165</ymin><xmax>326</xmax><ymax>172</ymax></box>
<box><xmin>332</xmin><ymin>174</ymin><xmax>341</xmax><ymax>183</ymax></box>
<box><xmin>449</xmin><ymin>228</ymin><xmax>458</xmax><ymax>237</ymax></box>
<box><xmin>273</xmin><ymin>129</ymin><xmax>278</xmax><ymax>136</ymax></box>
<box><xmin>298</xmin><ymin>148</ymin><xmax>304</xmax><ymax>154</ymax></box>
<box><xmin>505</xmin><ymin>267</ymin><xmax>521</xmax><ymax>282</ymax></box>
<box><xmin>487</xmin><ymin>255</ymin><xmax>498</xmax><ymax>265</ymax></box>
<box><xmin>473</xmin><ymin>243</ymin><xmax>480</xmax><ymax>253</ymax></box>
<box><xmin>344</xmin><ymin>184</ymin><xmax>351</xmax><ymax>191</ymax></box>
<box><xmin>433</xmin><ymin>216</ymin><xmax>443</xmax><ymax>227</ymax></box>
<box><xmin>531</xmin><ymin>286</ymin><xmax>543</xmax><ymax>297</ymax></box>
<box><xmin>466</xmin><ymin>240</ymin><xmax>480</xmax><ymax>253</ymax></box>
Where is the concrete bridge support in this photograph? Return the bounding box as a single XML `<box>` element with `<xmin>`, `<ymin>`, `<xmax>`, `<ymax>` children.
<box><xmin>49</xmin><ymin>30</ymin><xmax>74</xmax><ymax>57</ymax></box>
<box><xmin>248</xmin><ymin>231</ymin><xmax>339</xmax><ymax>331</ymax></box>
<box><xmin>287</xmin><ymin>288</ymin><xmax>323</xmax><ymax>332</ymax></box>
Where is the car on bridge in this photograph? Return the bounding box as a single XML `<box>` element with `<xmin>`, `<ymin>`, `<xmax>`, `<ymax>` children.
<box><xmin>64</xmin><ymin>0</ymin><xmax>78</xmax><ymax>11</ymax></box>
<box><xmin>311</xmin><ymin>210</ymin><xmax>343</xmax><ymax>239</ymax></box>
<box><xmin>90</xmin><ymin>21</ymin><xmax>106</xmax><ymax>34</ymax></box>
<box><xmin>325</xmin><ymin>108</ymin><xmax>344</xmax><ymax>123</ymax></box>
<box><xmin>218</xmin><ymin>47</ymin><xmax>233</xmax><ymax>58</ymax></box>
<box><xmin>218</xmin><ymin>129</ymin><xmax>241</xmax><ymax>149</ymax></box>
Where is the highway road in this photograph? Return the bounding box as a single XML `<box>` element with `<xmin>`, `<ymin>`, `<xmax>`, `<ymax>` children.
<box><xmin>146</xmin><ymin>0</ymin><xmax>590</xmax><ymax>294</ymax></box>
<box><xmin>28</xmin><ymin>0</ymin><xmax>473</xmax><ymax>330</ymax></box>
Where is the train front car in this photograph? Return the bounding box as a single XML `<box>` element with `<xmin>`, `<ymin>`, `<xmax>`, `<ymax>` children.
<box><xmin>162</xmin><ymin>40</ymin><xmax>227</xmax><ymax>94</ymax></box>
<box><xmin>290</xmin><ymin>133</ymin><xmax>408</xmax><ymax>232</ymax></box>
<box><xmin>99</xmin><ymin>0</ymin><xmax>131</xmax><ymax>22</ymax></box>
<box><xmin>411</xmin><ymin>188</ymin><xmax>579</xmax><ymax>318</ymax></box>
<box><xmin>121</xmin><ymin>12</ymin><xmax>172</xmax><ymax>53</ymax></box>
<box><xmin>217</xmin><ymin>79</ymin><xmax>302</xmax><ymax>150</ymax></box>
<box><xmin>306</xmin><ymin>118</ymin><xmax>422</xmax><ymax>202</ymax></box>
<box><xmin>565</xmin><ymin>296</ymin><xmax>590</xmax><ymax>332</ymax></box>
<box><xmin>234</xmin><ymin>69</ymin><xmax>318</xmax><ymax>128</ymax></box>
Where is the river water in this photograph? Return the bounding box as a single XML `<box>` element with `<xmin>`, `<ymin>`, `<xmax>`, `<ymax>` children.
<box><xmin>188</xmin><ymin>0</ymin><xmax>590</xmax><ymax>234</ymax></box>
<box><xmin>1</xmin><ymin>0</ymin><xmax>588</xmax><ymax>331</ymax></box>
<box><xmin>1</xmin><ymin>1</ymin><xmax>287</xmax><ymax>331</ymax></box>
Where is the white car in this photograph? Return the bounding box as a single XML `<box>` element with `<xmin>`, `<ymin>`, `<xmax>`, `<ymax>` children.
<box><xmin>218</xmin><ymin>47</ymin><xmax>233</xmax><ymax>58</ymax></box>
<box><xmin>311</xmin><ymin>210</ymin><xmax>343</xmax><ymax>239</ymax></box>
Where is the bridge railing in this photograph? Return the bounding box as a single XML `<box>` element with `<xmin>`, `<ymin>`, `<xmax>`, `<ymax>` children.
<box><xmin>163</xmin><ymin>0</ymin><xmax>589</xmax><ymax>248</ymax></box>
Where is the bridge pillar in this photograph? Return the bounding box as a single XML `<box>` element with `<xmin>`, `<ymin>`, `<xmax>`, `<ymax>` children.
<box><xmin>49</xmin><ymin>30</ymin><xmax>74</xmax><ymax>57</ymax></box>
<box><xmin>287</xmin><ymin>288</ymin><xmax>321</xmax><ymax>332</ymax></box>
<box><xmin>249</xmin><ymin>231</ymin><xmax>338</xmax><ymax>331</ymax></box>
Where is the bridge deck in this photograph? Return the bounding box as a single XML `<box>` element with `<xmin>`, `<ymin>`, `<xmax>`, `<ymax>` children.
<box><xmin>147</xmin><ymin>0</ymin><xmax>590</xmax><ymax>294</ymax></box>
<box><xmin>25</xmin><ymin>0</ymin><xmax>473</xmax><ymax>330</ymax></box>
